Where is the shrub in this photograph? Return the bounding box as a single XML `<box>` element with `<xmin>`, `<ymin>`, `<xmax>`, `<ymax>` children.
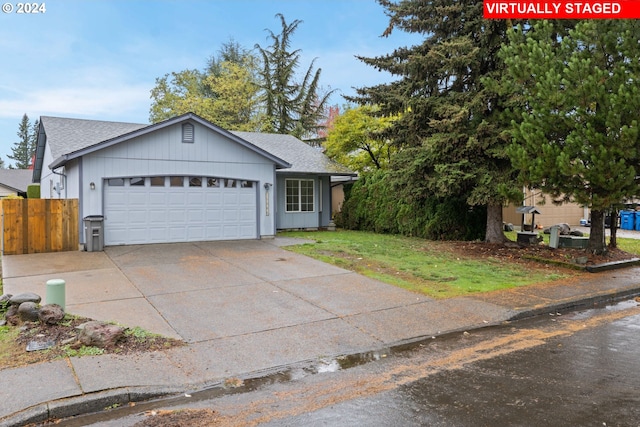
<box><xmin>27</xmin><ymin>184</ymin><xmax>40</xmax><ymax>199</ymax></box>
<box><xmin>337</xmin><ymin>169</ymin><xmax>485</xmax><ymax>241</ymax></box>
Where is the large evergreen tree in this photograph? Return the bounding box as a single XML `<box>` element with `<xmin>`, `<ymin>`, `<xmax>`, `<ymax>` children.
<box><xmin>348</xmin><ymin>0</ymin><xmax>519</xmax><ymax>243</ymax></box>
<box><xmin>502</xmin><ymin>20</ymin><xmax>640</xmax><ymax>254</ymax></box>
<box><xmin>9</xmin><ymin>114</ymin><xmax>36</xmax><ymax>169</ymax></box>
<box><xmin>255</xmin><ymin>14</ymin><xmax>334</xmax><ymax>139</ymax></box>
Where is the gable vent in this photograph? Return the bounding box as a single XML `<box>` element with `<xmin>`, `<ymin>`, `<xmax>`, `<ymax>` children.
<box><xmin>182</xmin><ymin>123</ymin><xmax>194</xmax><ymax>143</ymax></box>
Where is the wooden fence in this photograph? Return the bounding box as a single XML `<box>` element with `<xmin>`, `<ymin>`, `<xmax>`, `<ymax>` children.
<box><xmin>1</xmin><ymin>199</ymin><xmax>79</xmax><ymax>255</ymax></box>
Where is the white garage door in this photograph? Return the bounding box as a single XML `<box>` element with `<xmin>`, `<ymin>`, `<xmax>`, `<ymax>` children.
<box><xmin>104</xmin><ymin>176</ymin><xmax>257</xmax><ymax>245</ymax></box>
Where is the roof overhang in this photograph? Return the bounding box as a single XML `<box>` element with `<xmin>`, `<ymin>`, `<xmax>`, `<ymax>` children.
<box><xmin>47</xmin><ymin>113</ymin><xmax>291</xmax><ymax>171</ymax></box>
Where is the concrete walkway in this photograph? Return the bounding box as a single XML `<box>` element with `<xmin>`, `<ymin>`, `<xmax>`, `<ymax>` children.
<box><xmin>1</xmin><ymin>238</ymin><xmax>640</xmax><ymax>426</ymax></box>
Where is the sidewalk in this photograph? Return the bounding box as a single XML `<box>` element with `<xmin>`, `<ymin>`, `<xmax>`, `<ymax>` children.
<box><xmin>1</xmin><ymin>251</ymin><xmax>640</xmax><ymax>426</ymax></box>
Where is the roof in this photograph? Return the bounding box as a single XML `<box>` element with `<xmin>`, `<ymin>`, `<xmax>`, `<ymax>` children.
<box><xmin>0</xmin><ymin>169</ymin><xmax>33</xmax><ymax>192</ymax></box>
<box><xmin>516</xmin><ymin>206</ymin><xmax>542</xmax><ymax>214</ymax></box>
<box><xmin>34</xmin><ymin>113</ymin><xmax>354</xmax><ymax>179</ymax></box>
<box><xmin>34</xmin><ymin>114</ymin><xmax>291</xmax><ymax>181</ymax></box>
<box><xmin>40</xmin><ymin>116</ymin><xmax>148</xmax><ymax>160</ymax></box>
<box><xmin>232</xmin><ymin>131</ymin><xmax>355</xmax><ymax>176</ymax></box>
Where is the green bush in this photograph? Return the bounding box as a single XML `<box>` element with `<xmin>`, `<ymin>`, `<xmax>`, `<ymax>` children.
<box><xmin>337</xmin><ymin>169</ymin><xmax>485</xmax><ymax>241</ymax></box>
<box><xmin>26</xmin><ymin>184</ymin><xmax>40</xmax><ymax>199</ymax></box>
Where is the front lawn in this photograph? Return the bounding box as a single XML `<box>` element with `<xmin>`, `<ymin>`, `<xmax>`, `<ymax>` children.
<box><xmin>280</xmin><ymin>230</ymin><xmax>570</xmax><ymax>299</ymax></box>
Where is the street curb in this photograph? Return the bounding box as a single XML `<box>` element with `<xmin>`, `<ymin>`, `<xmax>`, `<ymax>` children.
<box><xmin>586</xmin><ymin>258</ymin><xmax>640</xmax><ymax>273</ymax></box>
<box><xmin>0</xmin><ymin>386</ymin><xmax>184</xmax><ymax>427</ymax></box>
<box><xmin>508</xmin><ymin>288</ymin><xmax>640</xmax><ymax>321</ymax></box>
<box><xmin>2</xmin><ymin>288</ymin><xmax>640</xmax><ymax>426</ymax></box>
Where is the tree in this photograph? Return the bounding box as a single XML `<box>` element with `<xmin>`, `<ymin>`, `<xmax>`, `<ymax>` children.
<box><xmin>348</xmin><ymin>0</ymin><xmax>520</xmax><ymax>243</ymax></box>
<box><xmin>502</xmin><ymin>20</ymin><xmax>640</xmax><ymax>254</ymax></box>
<box><xmin>255</xmin><ymin>14</ymin><xmax>334</xmax><ymax>139</ymax></box>
<box><xmin>149</xmin><ymin>40</ymin><xmax>262</xmax><ymax>130</ymax></box>
<box><xmin>8</xmin><ymin>114</ymin><xmax>36</xmax><ymax>169</ymax></box>
<box><xmin>324</xmin><ymin>105</ymin><xmax>397</xmax><ymax>172</ymax></box>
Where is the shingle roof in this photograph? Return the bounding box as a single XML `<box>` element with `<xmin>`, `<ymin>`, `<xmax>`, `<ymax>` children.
<box><xmin>40</xmin><ymin>116</ymin><xmax>148</xmax><ymax>159</ymax></box>
<box><xmin>0</xmin><ymin>169</ymin><xmax>34</xmax><ymax>192</ymax></box>
<box><xmin>232</xmin><ymin>131</ymin><xmax>355</xmax><ymax>176</ymax></box>
<box><xmin>37</xmin><ymin>115</ymin><xmax>355</xmax><ymax>177</ymax></box>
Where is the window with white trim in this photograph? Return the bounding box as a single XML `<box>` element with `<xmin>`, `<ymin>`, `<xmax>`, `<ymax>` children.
<box><xmin>286</xmin><ymin>179</ymin><xmax>314</xmax><ymax>212</ymax></box>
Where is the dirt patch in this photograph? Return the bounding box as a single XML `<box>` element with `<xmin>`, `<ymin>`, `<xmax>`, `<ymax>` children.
<box><xmin>447</xmin><ymin>241</ymin><xmax>636</xmax><ymax>268</ymax></box>
<box><xmin>1</xmin><ymin>316</ymin><xmax>184</xmax><ymax>370</ymax></box>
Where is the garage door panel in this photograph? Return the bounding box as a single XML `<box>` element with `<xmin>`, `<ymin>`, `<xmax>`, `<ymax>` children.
<box><xmin>168</xmin><ymin>192</ymin><xmax>186</xmax><ymax>204</ymax></box>
<box><xmin>149</xmin><ymin>228</ymin><xmax>168</xmax><ymax>241</ymax></box>
<box><xmin>148</xmin><ymin>192</ymin><xmax>167</xmax><ymax>206</ymax></box>
<box><xmin>104</xmin><ymin>177</ymin><xmax>257</xmax><ymax>245</ymax></box>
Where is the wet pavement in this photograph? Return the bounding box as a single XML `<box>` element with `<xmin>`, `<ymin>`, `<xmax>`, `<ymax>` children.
<box><xmin>59</xmin><ymin>299</ymin><xmax>640</xmax><ymax>426</ymax></box>
<box><xmin>266</xmin><ymin>302</ymin><xmax>640</xmax><ymax>427</ymax></box>
<box><xmin>1</xmin><ymin>238</ymin><xmax>640</xmax><ymax>426</ymax></box>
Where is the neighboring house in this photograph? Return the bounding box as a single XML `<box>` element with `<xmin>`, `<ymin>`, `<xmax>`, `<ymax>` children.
<box><xmin>0</xmin><ymin>169</ymin><xmax>33</xmax><ymax>198</ymax></box>
<box><xmin>503</xmin><ymin>188</ymin><xmax>589</xmax><ymax>228</ymax></box>
<box><xmin>33</xmin><ymin>113</ymin><xmax>355</xmax><ymax>246</ymax></box>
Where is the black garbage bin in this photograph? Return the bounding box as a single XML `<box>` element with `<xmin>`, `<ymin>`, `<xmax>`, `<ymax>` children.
<box><xmin>83</xmin><ymin>215</ymin><xmax>104</xmax><ymax>251</ymax></box>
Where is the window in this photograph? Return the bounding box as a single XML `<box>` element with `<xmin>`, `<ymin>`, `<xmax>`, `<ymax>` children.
<box><xmin>207</xmin><ymin>178</ymin><xmax>219</xmax><ymax>188</ymax></box>
<box><xmin>286</xmin><ymin>179</ymin><xmax>314</xmax><ymax>212</ymax></box>
<box><xmin>241</xmin><ymin>181</ymin><xmax>253</xmax><ymax>188</ymax></box>
<box><xmin>130</xmin><ymin>177</ymin><xmax>145</xmax><ymax>186</ymax></box>
<box><xmin>107</xmin><ymin>178</ymin><xmax>124</xmax><ymax>186</ymax></box>
<box><xmin>189</xmin><ymin>177</ymin><xmax>202</xmax><ymax>187</ymax></box>
<box><xmin>225</xmin><ymin>179</ymin><xmax>236</xmax><ymax>188</ymax></box>
<box><xmin>150</xmin><ymin>176</ymin><xmax>165</xmax><ymax>187</ymax></box>
<box><xmin>182</xmin><ymin>123</ymin><xmax>194</xmax><ymax>143</ymax></box>
<box><xmin>170</xmin><ymin>176</ymin><xmax>184</xmax><ymax>187</ymax></box>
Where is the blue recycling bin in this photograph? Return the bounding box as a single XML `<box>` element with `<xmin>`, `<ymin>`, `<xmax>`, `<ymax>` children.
<box><xmin>635</xmin><ymin>212</ymin><xmax>640</xmax><ymax>231</ymax></box>
<box><xmin>620</xmin><ymin>211</ymin><xmax>635</xmax><ymax>230</ymax></box>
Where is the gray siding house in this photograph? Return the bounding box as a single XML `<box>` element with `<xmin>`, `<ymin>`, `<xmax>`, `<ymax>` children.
<box><xmin>0</xmin><ymin>169</ymin><xmax>34</xmax><ymax>198</ymax></box>
<box><xmin>33</xmin><ymin>113</ymin><xmax>354</xmax><ymax>246</ymax></box>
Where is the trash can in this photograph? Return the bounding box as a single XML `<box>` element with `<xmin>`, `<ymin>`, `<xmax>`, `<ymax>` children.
<box><xmin>84</xmin><ymin>215</ymin><xmax>104</xmax><ymax>251</ymax></box>
<box><xmin>620</xmin><ymin>211</ymin><xmax>635</xmax><ymax>230</ymax></box>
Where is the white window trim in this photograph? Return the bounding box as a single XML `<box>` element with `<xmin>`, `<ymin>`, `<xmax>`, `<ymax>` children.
<box><xmin>285</xmin><ymin>178</ymin><xmax>315</xmax><ymax>213</ymax></box>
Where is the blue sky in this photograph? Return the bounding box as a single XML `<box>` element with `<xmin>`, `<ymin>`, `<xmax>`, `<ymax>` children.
<box><xmin>0</xmin><ymin>0</ymin><xmax>422</xmax><ymax>167</ymax></box>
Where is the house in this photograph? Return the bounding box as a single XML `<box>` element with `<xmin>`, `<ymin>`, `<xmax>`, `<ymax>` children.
<box><xmin>33</xmin><ymin>113</ymin><xmax>355</xmax><ymax>246</ymax></box>
<box><xmin>503</xmin><ymin>188</ymin><xmax>589</xmax><ymax>228</ymax></box>
<box><xmin>0</xmin><ymin>169</ymin><xmax>33</xmax><ymax>198</ymax></box>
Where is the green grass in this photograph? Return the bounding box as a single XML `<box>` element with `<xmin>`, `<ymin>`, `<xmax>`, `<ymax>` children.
<box><xmin>280</xmin><ymin>230</ymin><xmax>568</xmax><ymax>299</ymax></box>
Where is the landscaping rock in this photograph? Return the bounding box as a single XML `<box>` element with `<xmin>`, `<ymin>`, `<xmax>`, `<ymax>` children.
<box><xmin>39</xmin><ymin>304</ymin><xmax>65</xmax><ymax>325</ymax></box>
<box><xmin>17</xmin><ymin>302</ymin><xmax>40</xmax><ymax>322</ymax></box>
<box><xmin>77</xmin><ymin>321</ymin><xmax>125</xmax><ymax>348</ymax></box>
<box><xmin>0</xmin><ymin>293</ymin><xmax>12</xmax><ymax>304</ymax></box>
<box><xmin>9</xmin><ymin>292</ymin><xmax>41</xmax><ymax>305</ymax></box>
<box><xmin>543</xmin><ymin>223</ymin><xmax>571</xmax><ymax>235</ymax></box>
<box><xmin>5</xmin><ymin>304</ymin><xmax>19</xmax><ymax>325</ymax></box>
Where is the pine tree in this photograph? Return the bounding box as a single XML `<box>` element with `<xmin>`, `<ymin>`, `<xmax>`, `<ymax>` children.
<box><xmin>503</xmin><ymin>20</ymin><xmax>640</xmax><ymax>254</ymax></box>
<box><xmin>8</xmin><ymin>114</ymin><xmax>35</xmax><ymax>169</ymax></box>
<box><xmin>348</xmin><ymin>0</ymin><xmax>520</xmax><ymax>243</ymax></box>
<box><xmin>255</xmin><ymin>14</ymin><xmax>334</xmax><ymax>139</ymax></box>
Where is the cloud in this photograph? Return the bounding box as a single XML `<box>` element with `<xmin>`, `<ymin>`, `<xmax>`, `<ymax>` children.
<box><xmin>0</xmin><ymin>83</ymin><xmax>151</xmax><ymax>122</ymax></box>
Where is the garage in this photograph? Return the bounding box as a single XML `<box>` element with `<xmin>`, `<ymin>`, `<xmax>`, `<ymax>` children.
<box><xmin>104</xmin><ymin>176</ymin><xmax>257</xmax><ymax>245</ymax></box>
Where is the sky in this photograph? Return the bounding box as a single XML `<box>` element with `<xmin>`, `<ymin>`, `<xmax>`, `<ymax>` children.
<box><xmin>0</xmin><ymin>0</ymin><xmax>423</xmax><ymax>167</ymax></box>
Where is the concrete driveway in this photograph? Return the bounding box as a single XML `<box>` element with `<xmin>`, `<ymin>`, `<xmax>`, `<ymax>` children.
<box><xmin>2</xmin><ymin>239</ymin><xmax>438</xmax><ymax>345</ymax></box>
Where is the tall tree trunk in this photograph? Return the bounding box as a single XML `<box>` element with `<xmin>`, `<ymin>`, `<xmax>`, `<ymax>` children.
<box><xmin>485</xmin><ymin>203</ymin><xmax>508</xmax><ymax>244</ymax></box>
<box><xmin>608</xmin><ymin>208</ymin><xmax>618</xmax><ymax>249</ymax></box>
<box><xmin>588</xmin><ymin>209</ymin><xmax>607</xmax><ymax>255</ymax></box>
